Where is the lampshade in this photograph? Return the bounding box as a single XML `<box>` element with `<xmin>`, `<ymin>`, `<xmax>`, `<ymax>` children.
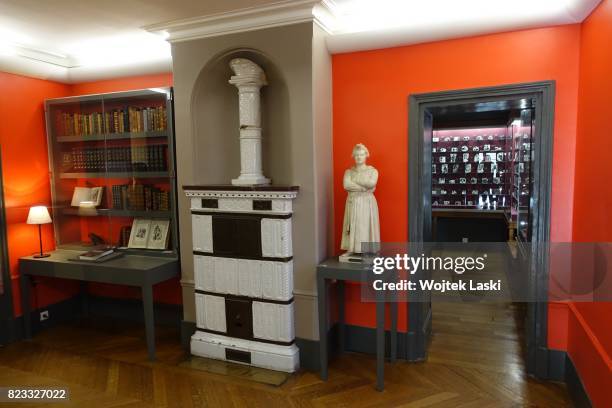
<box><xmin>27</xmin><ymin>206</ymin><xmax>52</xmax><ymax>225</ymax></box>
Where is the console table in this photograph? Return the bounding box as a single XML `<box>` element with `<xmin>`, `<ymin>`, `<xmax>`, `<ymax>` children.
<box><xmin>19</xmin><ymin>250</ymin><xmax>179</xmax><ymax>361</ymax></box>
<box><xmin>317</xmin><ymin>258</ymin><xmax>398</xmax><ymax>391</ymax></box>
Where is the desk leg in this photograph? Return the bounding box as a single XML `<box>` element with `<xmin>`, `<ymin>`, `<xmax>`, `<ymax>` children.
<box><xmin>142</xmin><ymin>285</ymin><xmax>156</xmax><ymax>361</ymax></box>
<box><xmin>375</xmin><ymin>294</ymin><xmax>385</xmax><ymax>392</ymax></box>
<box><xmin>20</xmin><ymin>274</ymin><xmax>32</xmax><ymax>339</ymax></box>
<box><xmin>390</xmin><ymin>301</ymin><xmax>398</xmax><ymax>363</ymax></box>
<box><xmin>338</xmin><ymin>280</ymin><xmax>345</xmax><ymax>354</ymax></box>
<box><xmin>317</xmin><ymin>276</ymin><xmax>328</xmax><ymax>381</ymax></box>
<box><xmin>390</xmin><ymin>271</ymin><xmax>398</xmax><ymax>363</ymax></box>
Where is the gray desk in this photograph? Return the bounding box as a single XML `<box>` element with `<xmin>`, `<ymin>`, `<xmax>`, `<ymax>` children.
<box><xmin>317</xmin><ymin>258</ymin><xmax>397</xmax><ymax>391</ymax></box>
<box><xmin>19</xmin><ymin>250</ymin><xmax>179</xmax><ymax>361</ymax></box>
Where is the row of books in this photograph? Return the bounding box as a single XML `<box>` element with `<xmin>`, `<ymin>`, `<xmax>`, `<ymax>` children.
<box><xmin>111</xmin><ymin>184</ymin><xmax>170</xmax><ymax>211</ymax></box>
<box><xmin>67</xmin><ymin>145</ymin><xmax>167</xmax><ymax>173</ymax></box>
<box><xmin>58</xmin><ymin>106</ymin><xmax>167</xmax><ymax>137</ymax></box>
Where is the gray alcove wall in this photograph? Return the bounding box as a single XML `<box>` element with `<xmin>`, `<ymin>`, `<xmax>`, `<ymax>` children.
<box><xmin>191</xmin><ymin>49</ymin><xmax>293</xmax><ymax>185</ymax></box>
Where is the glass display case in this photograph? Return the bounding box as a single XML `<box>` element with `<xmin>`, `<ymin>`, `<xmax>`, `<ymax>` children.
<box><xmin>508</xmin><ymin>108</ymin><xmax>534</xmax><ymax>243</ymax></box>
<box><xmin>44</xmin><ymin>88</ymin><xmax>178</xmax><ymax>255</ymax></box>
<box><xmin>431</xmin><ymin>127</ymin><xmax>510</xmax><ymax>210</ymax></box>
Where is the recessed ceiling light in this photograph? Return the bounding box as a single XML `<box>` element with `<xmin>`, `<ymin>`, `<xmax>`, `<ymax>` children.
<box><xmin>63</xmin><ymin>31</ymin><xmax>171</xmax><ymax>68</ymax></box>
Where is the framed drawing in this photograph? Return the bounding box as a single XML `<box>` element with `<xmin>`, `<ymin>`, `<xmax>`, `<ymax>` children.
<box><xmin>128</xmin><ymin>218</ymin><xmax>151</xmax><ymax>249</ymax></box>
<box><xmin>147</xmin><ymin>219</ymin><xmax>170</xmax><ymax>250</ymax></box>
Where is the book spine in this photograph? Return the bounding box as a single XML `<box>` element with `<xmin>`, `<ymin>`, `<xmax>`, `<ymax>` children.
<box><xmin>123</xmin><ymin>107</ymin><xmax>129</xmax><ymax>133</ymax></box>
<box><xmin>112</xmin><ymin>185</ymin><xmax>121</xmax><ymax>209</ymax></box>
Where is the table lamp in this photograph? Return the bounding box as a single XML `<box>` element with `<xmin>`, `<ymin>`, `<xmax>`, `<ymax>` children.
<box><xmin>27</xmin><ymin>205</ymin><xmax>52</xmax><ymax>258</ymax></box>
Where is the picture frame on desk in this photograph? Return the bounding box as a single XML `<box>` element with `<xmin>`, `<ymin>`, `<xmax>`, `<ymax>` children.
<box><xmin>147</xmin><ymin>219</ymin><xmax>170</xmax><ymax>250</ymax></box>
<box><xmin>128</xmin><ymin>218</ymin><xmax>151</xmax><ymax>249</ymax></box>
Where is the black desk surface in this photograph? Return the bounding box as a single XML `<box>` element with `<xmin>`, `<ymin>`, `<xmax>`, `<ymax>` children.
<box><xmin>19</xmin><ymin>250</ymin><xmax>179</xmax><ymax>286</ymax></box>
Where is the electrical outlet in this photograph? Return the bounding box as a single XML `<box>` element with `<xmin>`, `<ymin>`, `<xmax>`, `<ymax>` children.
<box><xmin>462</xmin><ymin>237</ymin><xmax>469</xmax><ymax>243</ymax></box>
<box><xmin>40</xmin><ymin>310</ymin><xmax>49</xmax><ymax>321</ymax></box>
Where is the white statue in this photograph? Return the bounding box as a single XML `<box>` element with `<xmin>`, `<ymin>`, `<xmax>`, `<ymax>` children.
<box><xmin>340</xmin><ymin>143</ymin><xmax>380</xmax><ymax>262</ymax></box>
<box><xmin>228</xmin><ymin>58</ymin><xmax>270</xmax><ymax>186</ymax></box>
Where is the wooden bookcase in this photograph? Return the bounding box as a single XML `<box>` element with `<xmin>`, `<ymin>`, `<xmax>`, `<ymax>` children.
<box><xmin>44</xmin><ymin>88</ymin><xmax>178</xmax><ymax>256</ymax></box>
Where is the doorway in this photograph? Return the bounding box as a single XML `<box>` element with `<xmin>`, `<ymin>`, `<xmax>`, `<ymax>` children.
<box><xmin>407</xmin><ymin>82</ymin><xmax>555</xmax><ymax>379</ymax></box>
<box><xmin>0</xmin><ymin>147</ymin><xmax>14</xmax><ymax>345</ymax></box>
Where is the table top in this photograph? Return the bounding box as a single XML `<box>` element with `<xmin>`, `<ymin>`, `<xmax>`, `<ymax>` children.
<box><xmin>317</xmin><ymin>257</ymin><xmax>377</xmax><ymax>282</ymax></box>
<box><xmin>19</xmin><ymin>249</ymin><xmax>179</xmax><ymax>286</ymax></box>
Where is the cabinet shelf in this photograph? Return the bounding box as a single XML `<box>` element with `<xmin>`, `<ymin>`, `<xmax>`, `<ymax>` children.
<box><xmin>61</xmin><ymin>208</ymin><xmax>171</xmax><ymax>218</ymax></box>
<box><xmin>57</xmin><ymin>130</ymin><xmax>168</xmax><ymax>143</ymax></box>
<box><xmin>59</xmin><ymin>171</ymin><xmax>170</xmax><ymax>179</ymax></box>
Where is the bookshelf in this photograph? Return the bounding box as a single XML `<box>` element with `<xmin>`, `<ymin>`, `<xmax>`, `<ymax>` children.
<box><xmin>44</xmin><ymin>88</ymin><xmax>178</xmax><ymax>256</ymax></box>
<box><xmin>59</xmin><ymin>172</ymin><xmax>170</xmax><ymax>179</ymax></box>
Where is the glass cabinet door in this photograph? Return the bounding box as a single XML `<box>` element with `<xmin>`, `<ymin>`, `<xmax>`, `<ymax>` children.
<box><xmin>431</xmin><ymin>126</ymin><xmax>510</xmax><ymax>210</ymax></box>
<box><xmin>101</xmin><ymin>90</ymin><xmax>175</xmax><ymax>252</ymax></box>
<box><xmin>47</xmin><ymin>97</ymin><xmax>112</xmax><ymax>248</ymax></box>
<box><xmin>45</xmin><ymin>88</ymin><xmax>177</xmax><ymax>254</ymax></box>
<box><xmin>509</xmin><ymin>108</ymin><xmax>534</xmax><ymax>243</ymax></box>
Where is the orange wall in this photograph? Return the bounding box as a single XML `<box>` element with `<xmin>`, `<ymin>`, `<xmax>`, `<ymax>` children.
<box><xmin>570</xmin><ymin>0</ymin><xmax>612</xmax><ymax>405</ymax></box>
<box><xmin>332</xmin><ymin>25</ymin><xmax>581</xmax><ymax>331</ymax></box>
<box><xmin>68</xmin><ymin>72</ymin><xmax>173</xmax><ymax>96</ymax></box>
<box><xmin>0</xmin><ymin>71</ymin><xmax>179</xmax><ymax>319</ymax></box>
<box><xmin>67</xmin><ymin>72</ymin><xmax>180</xmax><ymax>305</ymax></box>
<box><xmin>0</xmin><ymin>71</ymin><xmax>78</xmax><ymax>317</ymax></box>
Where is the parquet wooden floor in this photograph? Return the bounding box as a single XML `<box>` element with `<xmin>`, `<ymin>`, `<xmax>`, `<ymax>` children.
<box><xmin>0</xmin><ymin>302</ymin><xmax>572</xmax><ymax>407</ymax></box>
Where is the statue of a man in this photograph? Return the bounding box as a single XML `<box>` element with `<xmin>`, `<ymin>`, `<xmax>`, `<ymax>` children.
<box><xmin>340</xmin><ymin>143</ymin><xmax>380</xmax><ymax>260</ymax></box>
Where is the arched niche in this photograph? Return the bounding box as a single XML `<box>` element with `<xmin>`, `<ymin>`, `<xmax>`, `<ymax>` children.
<box><xmin>191</xmin><ymin>49</ymin><xmax>292</xmax><ymax>185</ymax></box>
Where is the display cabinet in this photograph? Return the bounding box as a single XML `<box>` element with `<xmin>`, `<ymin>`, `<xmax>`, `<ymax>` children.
<box><xmin>507</xmin><ymin>109</ymin><xmax>534</xmax><ymax>242</ymax></box>
<box><xmin>44</xmin><ymin>88</ymin><xmax>178</xmax><ymax>255</ymax></box>
<box><xmin>431</xmin><ymin>126</ymin><xmax>511</xmax><ymax>211</ymax></box>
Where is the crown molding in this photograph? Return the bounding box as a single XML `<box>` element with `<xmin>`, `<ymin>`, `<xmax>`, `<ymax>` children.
<box><xmin>145</xmin><ymin>0</ymin><xmax>338</xmax><ymax>43</ymax></box>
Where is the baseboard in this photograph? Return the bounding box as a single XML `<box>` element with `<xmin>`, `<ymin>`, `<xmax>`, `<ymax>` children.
<box><xmin>87</xmin><ymin>296</ymin><xmax>182</xmax><ymax>328</ymax></box>
<box><xmin>5</xmin><ymin>295</ymin><xmax>182</xmax><ymax>344</ymax></box>
<box><xmin>181</xmin><ymin>320</ymin><xmax>196</xmax><ymax>350</ymax></box>
<box><xmin>9</xmin><ymin>296</ymin><xmax>83</xmax><ymax>342</ymax></box>
<box><xmin>564</xmin><ymin>353</ymin><xmax>593</xmax><ymax>408</ymax></box>
<box><xmin>299</xmin><ymin>323</ymin><xmax>408</xmax><ymax>372</ymax></box>
<box><xmin>547</xmin><ymin>348</ymin><xmax>566</xmax><ymax>381</ymax></box>
<box><xmin>0</xmin><ymin>318</ymin><xmax>12</xmax><ymax>345</ymax></box>
<box><xmin>543</xmin><ymin>349</ymin><xmax>592</xmax><ymax>407</ymax></box>
<box><xmin>295</xmin><ymin>337</ymin><xmax>320</xmax><ymax>371</ymax></box>
<box><xmin>343</xmin><ymin>324</ymin><xmax>408</xmax><ymax>358</ymax></box>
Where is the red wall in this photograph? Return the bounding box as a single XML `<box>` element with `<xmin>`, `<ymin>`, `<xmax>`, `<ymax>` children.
<box><xmin>332</xmin><ymin>25</ymin><xmax>581</xmax><ymax>332</ymax></box>
<box><xmin>0</xmin><ymin>71</ymin><xmax>178</xmax><ymax>319</ymax></box>
<box><xmin>570</xmin><ymin>0</ymin><xmax>612</xmax><ymax>405</ymax></box>
<box><xmin>0</xmin><ymin>72</ymin><xmax>78</xmax><ymax>316</ymax></box>
<box><xmin>69</xmin><ymin>73</ymin><xmax>173</xmax><ymax>96</ymax></box>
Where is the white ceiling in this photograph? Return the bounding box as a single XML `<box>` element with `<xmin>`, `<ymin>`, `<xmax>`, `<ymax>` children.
<box><xmin>0</xmin><ymin>0</ymin><xmax>601</xmax><ymax>83</ymax></box>
<box><xmin>0</xmin><ymin>0</ymin><xmax>278</xmax><ymax>82</ymax></box>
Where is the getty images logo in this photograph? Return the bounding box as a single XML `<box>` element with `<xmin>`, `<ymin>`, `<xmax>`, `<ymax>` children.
<box><xmin>372</xmin><ymin>253</ymin><xmax>487</xmax><ymax>275</ymax></box>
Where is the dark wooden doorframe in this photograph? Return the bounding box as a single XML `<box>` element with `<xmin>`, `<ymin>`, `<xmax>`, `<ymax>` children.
<box><xmin>0</xmin><ymin>147</ymin><xmax>15</xmax><ymax>345</ymax></box>
<box><xmin>407</xmin><ymin>81</ymin><xmax>555</xmax><ymax>379</ymax></box>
